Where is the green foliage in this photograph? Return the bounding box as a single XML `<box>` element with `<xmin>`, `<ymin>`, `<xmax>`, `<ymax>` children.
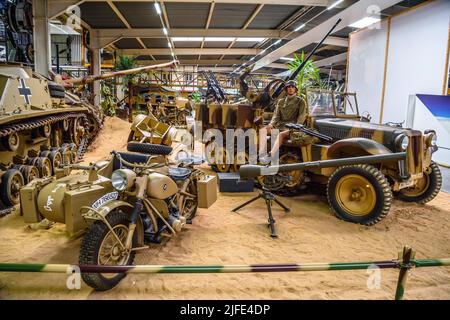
<box><xmin>191</xmin><ymin>91</ymin><xmax>201</xmax><ymax>103</ymax></box>
<box><xmin>100</xmin><ymin>85</ymin><xmax>116</xmax><ymax>116</ymax></box>
<box><xmin>287</xmin><ymin>52</ymin><xmax>323</xmax><ymax>96</ymax></box>
<box><xmin>114</xmin><ymin>55</ymin><xmax>137</xmax><ymax>86</ymax></box>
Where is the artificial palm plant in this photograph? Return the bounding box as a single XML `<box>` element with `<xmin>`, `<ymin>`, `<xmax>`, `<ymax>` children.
<box><xmin>287</xmin><ymin>51</ymin><xmax>323</xmax><ymax>97</ymax></box>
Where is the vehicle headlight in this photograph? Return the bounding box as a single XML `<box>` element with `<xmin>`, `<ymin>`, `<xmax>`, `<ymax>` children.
<box><xmin>431</xmin><ymin>133</ymin><xmax>437</xmax><ymax>147</ymax></box>
<box><xmin>401</xmin><ymin>136</ymin><xmax>409</xmax><ymax>150</ymax></box>
<box><xmin>111</xmin><ymin>169</ymin><xmax>136</xmax><ymax>191</ymax></box>
<box><xmin>424</xmin><ymin>131</ymin><xmax>437</xmax><ymax>149</ymax></box>
<box><xmin>396</xmin><ymin>135</ymin><xmax>409</xmax><ymax>151</ymax></box>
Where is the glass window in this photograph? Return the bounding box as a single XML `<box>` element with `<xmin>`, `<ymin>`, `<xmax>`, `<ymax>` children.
<box><xmin>335</xmin><ymin>93</ymin><xmax>358</xmax><ymax>116</ymax></box>
<box><xmin>307</xmin><ymin>91</ymin><xmax>335</xmax><ymax>116</ymax></box>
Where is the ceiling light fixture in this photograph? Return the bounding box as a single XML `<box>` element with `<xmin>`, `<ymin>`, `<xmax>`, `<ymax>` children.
<box><xmin>327</xmin><ymin>0</ymin><xmax>344</xmax><ymax>11</ymax></box>
<box><xmin>171</xmin><ymin>37</ymin><xmax>203</xmax><ymax>42</ymax></box>
<box><xmin>154</xmin><ymin>2</ymin><xmax>162</xmax><ymax>15</ymax></box>
<box><xmin>235</xmin><ymin>37</ymin><xmax>266</xmax><ymax>42</ymax></box>
<box><xmin>280</xmin><ymin>57</ymin><xmax>294</xmax><ymax>61</ymax></box>
<box><xmin>274</xmin><ymin>39</ymin><xmax>282</xmax><ymax>45</ymax></box>
<box><xmin>349</xmin><ymin>17</ymin><xmax>381</xmax><ymax>29</ymax></box>
<box><xmin>162</xmin><ymin>27</ymin><xmax>168</xmax><ymax>35</ymax></box>
<box><xmin>294</xmin><ymin>24</ymin><xmax>305</xmax><ymax>32</ymax></box>
<box><xmin>204</xmin><ymin>37</ymin><xmax>236</xmax><ymax>42</ymax></box>
<box><xmin>168</xmin><ymin>41</ymin><xmax>172</xmax><ymax>48</ymax></box>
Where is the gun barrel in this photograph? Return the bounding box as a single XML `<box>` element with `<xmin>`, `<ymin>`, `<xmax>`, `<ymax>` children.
<box><xmin>64</xmin><ymin>60</ymin><xmax>178</xmax><ymax>85</ymax></box>
<box><xmin>239</xmin><ymin>152</ymin><xmax>406</xmax><ymax>179</ymax></box>
<box><xmin>272</xmin><ymin>18</ymin><xmax>342</xmax><ymax>99</ymax></box>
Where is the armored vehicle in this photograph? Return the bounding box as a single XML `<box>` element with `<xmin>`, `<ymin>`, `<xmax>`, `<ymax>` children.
<box><xmin>240</xmin><ymin>88</ymin><xmax>441</xmax><ymax>225</ymax></box>
<box><xmin>0</xmin><ymin>63</ymin><xmax>104</xmax><ymax>214</ymax></box>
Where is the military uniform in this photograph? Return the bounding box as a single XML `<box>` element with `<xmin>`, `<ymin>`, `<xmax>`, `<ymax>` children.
<box><xmin>269</xmin><ymin>95</ymin><xmax>307</xmax><ymax>130</ymax></box>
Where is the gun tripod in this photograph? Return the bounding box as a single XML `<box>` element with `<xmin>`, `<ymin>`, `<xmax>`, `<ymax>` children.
<box><xmin>232</xmin><ymin>187</ymin><xmax>290</xmax><ymax>237</ymax></box>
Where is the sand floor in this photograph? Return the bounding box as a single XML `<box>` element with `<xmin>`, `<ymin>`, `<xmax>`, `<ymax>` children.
<box><xmin>0</xmin><ymin>116</ymin><xmax>449</xmax><ymax>300</ymax></box>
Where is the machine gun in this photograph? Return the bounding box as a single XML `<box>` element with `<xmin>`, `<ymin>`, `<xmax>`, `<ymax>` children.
<box><xmin>240</xmin><ymin>18</ymin><xmax>342</xmax><ymax>111</ymax></box>
<box><xmin>201</xmin><ymin>70</ymin><xmax>226</xmax><ymax>103</ymax></box>
<box><xmin>271</xmin><ymin>18</ymin><xmax>342</xmax><ymax>99</ymax></box>
<box><xmin>285</xmin><ymin>123</ymin><xmax>333</xmax><ymax>142</ymax></box>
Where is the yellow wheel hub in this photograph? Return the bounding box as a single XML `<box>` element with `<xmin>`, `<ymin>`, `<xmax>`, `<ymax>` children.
<box><xmin>401</xmin><ymin>173</ymin><xmax>430</xmax><ymax>197</ymax></box>
<box><xmin>335</xmin><ymin>174</ymin><xmax>376</xmax><ymax>216</ymax></box>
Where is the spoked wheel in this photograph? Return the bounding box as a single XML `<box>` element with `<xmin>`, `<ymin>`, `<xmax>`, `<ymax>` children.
<box><xmin>79</xmin><ymin>209</ymin><xmax>136</xmax><ymax>291</ymax></box>
<box><xmin>180</xmin><ymin>179</ymin><xmax>198</xmax><ymax>221</ymax></box>
<box><xmin>397</xmin><ymin>161</ymin><xmax>442</xmax><ymax>204</ymax></box>
<box><xmin>327</xmin><ymin>164</ymin><xmax>392</xmax><ymax>225</ymax></box>
<box><xmin>0</xmin><ymin>169</ymin><xmax>24</xmax><ymax>206</ymax></box>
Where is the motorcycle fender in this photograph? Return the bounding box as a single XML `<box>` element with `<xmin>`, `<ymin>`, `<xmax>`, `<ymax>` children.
<box><xmin>85</xmin><ymin>200</ymin><xmax>145</xmax><ymax>247</ymax></box>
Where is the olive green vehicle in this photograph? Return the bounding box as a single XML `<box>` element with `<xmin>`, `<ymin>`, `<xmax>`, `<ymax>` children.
<box><xmin>240</xmin><ymin>88</ymin><xmax>441</xmax><ymax>225</ymax></box>
<box><xmin>0</xmin><ymin>62</ymin><xmax>104</xmax><ymax>215</ymax></box>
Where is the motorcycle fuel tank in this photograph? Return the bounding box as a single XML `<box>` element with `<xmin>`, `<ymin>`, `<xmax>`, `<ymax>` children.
<box><xmin>146</xmin><ymin>172</ymin><xmax>178</xmax><ymax>199</ymax></box>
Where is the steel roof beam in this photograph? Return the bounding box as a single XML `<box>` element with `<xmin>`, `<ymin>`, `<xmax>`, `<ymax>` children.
<box><xmin>253</xmin><ymin>0</ymin><xmax>403</xmax><ymax>70</ymax></box>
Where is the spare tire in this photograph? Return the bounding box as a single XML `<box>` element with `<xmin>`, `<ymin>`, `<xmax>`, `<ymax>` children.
<box><xmin>48</xmin><ymin>81</ymin><xmax>66</xmax><ymax>98</ymax></box>
<box><xmin>127</xmin><ymin>142</ymin><xmax>172</xmax><ymax>155</ymax></box>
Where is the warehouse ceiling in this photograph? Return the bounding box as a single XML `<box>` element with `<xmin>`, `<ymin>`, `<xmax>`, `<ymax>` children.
<box><xmin>53</xmin><ymin>0</ymin><xmax>429</xmax><ymax>74</ymax></box>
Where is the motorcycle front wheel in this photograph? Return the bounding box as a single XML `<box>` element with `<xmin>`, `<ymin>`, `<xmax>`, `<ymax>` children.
<box><xmin>79</xmin><ymin>209</ymin><xmax>137</xmax><ymax>291</ymax></box>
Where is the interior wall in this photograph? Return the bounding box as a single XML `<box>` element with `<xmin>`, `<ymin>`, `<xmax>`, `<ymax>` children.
<box><xmin>382</xmin><ymin>0</ymin><xmax>450</xmax><ymax>123</ymax></box>
<box><xmin>346</xmin><ymin>0</ymin><xmax>450</xmax><ymax>124</ymax></box>
<box><xmin>346</xmin><ymin>20</ymin><xmax>388</xmax><ymax>122</ymax></box>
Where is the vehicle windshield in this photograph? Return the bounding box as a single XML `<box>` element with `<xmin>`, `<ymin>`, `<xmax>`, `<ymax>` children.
<box><xmin>307</xmin><ymin>90</ymin><xmax>334</xmax><ymax>116</ymax></box>
<box><xmin>335</xmin><ymin>93</ymin><xmax>358</xmax><ymax>116</ymax></box>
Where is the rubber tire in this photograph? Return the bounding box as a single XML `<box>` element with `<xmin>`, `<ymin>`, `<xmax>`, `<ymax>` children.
<box><xmin>79</xmin><ymin>209</ymin><xmax>136</xmax><ymax>291</ymax></box>
<box><xmin>327</xmin><ymin>164</ymin><xmax>392</xmax><ymax>226</ymax></box>
<box><xmin>127</xmin><ymin>142</ymin><xmax>172</xmax><ymax>156</ymax></box>
<box><xmin>397</xmin><ymin>161</ymin><xmax>442</xmax><ymax>204</ymax></box>
<box><xmin>0</xmin><ymin>169</ymin><xmax>24</xmax><ymax>206</ymax></box>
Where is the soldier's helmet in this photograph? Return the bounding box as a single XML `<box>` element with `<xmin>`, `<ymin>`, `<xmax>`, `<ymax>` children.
<box><xmin>285</xmin><ymin>80</ymin><xmax>298</xmax><ymax>91</ymax></box>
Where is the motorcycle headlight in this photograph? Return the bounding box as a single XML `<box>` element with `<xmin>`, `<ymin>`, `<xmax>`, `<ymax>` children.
<box><xmin>111</xmin><ymin>169</ymin><xmax>136</xmax><ymax>191</ymax></box>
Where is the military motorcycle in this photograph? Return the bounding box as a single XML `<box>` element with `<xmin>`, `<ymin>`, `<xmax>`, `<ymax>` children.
<box><xmin>77</xmin><ymin>142</ymin><xmax>203</xmax><ymax>291</ymax></box>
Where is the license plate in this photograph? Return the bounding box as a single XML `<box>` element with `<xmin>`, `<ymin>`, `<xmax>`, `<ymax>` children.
<box><xmin>91</xmin><ymin>192</ymin><xmax>118</xmax><ymax>209</ymax></box>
